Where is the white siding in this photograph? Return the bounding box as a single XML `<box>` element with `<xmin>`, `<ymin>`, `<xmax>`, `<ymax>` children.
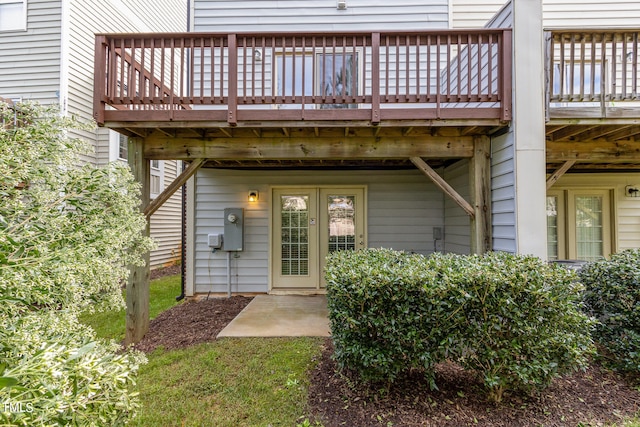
<box><xmin>0</xmin><ymin>0</ymin><xmax>62</xmax><ymax>104</ymax></box>
<box><xmin>194</xmin><ymin>0</ymin><xmax>449</xmax><ymax>32</ymax></box>
<box><xmin>192</xmin><ymin>169</ymin><xmax>447</xmax><ymax>294</ymax></box>
<box><xmin>150</xmin><ymin>161</ymin><xmax>184</xmax><ymax>268</ymax></box>
<box><xmin>451</xmin><ymin>0</ymin><xmax>508</xmax><ymax>28</ymax></box>
<box><xmin>543</xmin><ymin>0</ymin><xmax>640</xmax><ymax>27</ymax></box>
<box><xmin>551</xmin><ymin>174</ymin><xmax>640</xmax><ymax>252</ymax></box>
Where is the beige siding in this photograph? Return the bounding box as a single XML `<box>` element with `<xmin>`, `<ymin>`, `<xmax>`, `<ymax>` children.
<box><xmin>551</xmin><ymin>174</ymin><xmax>640</xmax><ymax>253</ymax></box>
<box><xmin>443</xmin><ymin>160</ymin><xmax>471</xmax><ymax>254</ymax></box>
<box><xmin>451</xmin><ymin>0</ymin><xmax>508</xmax><ymax>28</ymax></box>
<box><xmin>543</xmin><ymin>0</ymin><xmax>640</xmax><ymax>27</ymax></box>
<box><xmin>192</xmin><ymin>169</ymin><xmax>448</xmax><ymax>294</ymax></box>
<box><xmin>0</xmin><ymin>0</ymin><xmax>62</xmax><ymax>105</ymax></box>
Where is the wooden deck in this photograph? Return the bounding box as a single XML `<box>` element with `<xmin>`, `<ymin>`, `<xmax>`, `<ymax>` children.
<box><xmin>545</xmin><ymin>28</ymin><xmax>640</xmax><ymax>163</ymax></box>
<box><xmin>94</xmin><ymin>29</ymin><xmax>512</xmax><ymax>141</ymax></box>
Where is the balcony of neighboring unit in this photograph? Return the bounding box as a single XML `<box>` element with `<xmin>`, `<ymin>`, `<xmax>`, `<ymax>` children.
<box><xmin>545</xmin><ymin>29</ymin><xmax>640</xmax><ymax>169</ymax></box>
<box><xmin>93</xmin><ymin>29</ymin><xmax>512</xmax><ymax>136</ymax></box>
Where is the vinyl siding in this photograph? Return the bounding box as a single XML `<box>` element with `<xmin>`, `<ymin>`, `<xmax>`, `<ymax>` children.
<box><xmin>451</xmin><ymin>0</ymin><xmax>508</xmax><ymax>28</ymax></box>
<box><xmin>543</xmin><ymin>0</ymin><xmax>640</xmax><ymax>27</ymax></box>
<box><xmin>550</xmin><ymin>174</ymin><xmax>640</xmax><ymax>253</ymax></box>
<box><xmin>491</xmin><ymin>131</ymin><xmax>517</xmax><ymax>253</ymax></box>
<box><xmin>194</xmin><ymin>0</ymin><xmax>449</xmax><ymax>32</ymax></box>
<box><xmin>65</xmin><ymin>0</ymin><xmax>187</xmax><ymax>267</ymax></box>
<box><xmin>192</xmin><ymin>169</ymin><xmax>447</xmax><ymax>294</ymax></box>
<box><xmin>0</xmin><ymin>0</ymin><xmax>62</xmax><ymax>104</ymax></box>
<box><xmin>443</xmin><ymin>160</ymin><xmax>471</xmax><ymax>254</ymax></box>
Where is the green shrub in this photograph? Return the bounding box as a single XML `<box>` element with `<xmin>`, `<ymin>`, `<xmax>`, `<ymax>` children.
<box><xmin>454</xmin><ymin>252</ymin><xmax>594</xmax><ymax>402</ymax></box>
<box><xmin>325</xmin><ymin>249</ymin><xmax>594</xmax><ymax>401</ymax></box>
<box><xmin>326</xmin><ymin>249</ymin><xmax>453</xmax><ymax>386</ymax></box>
<box><xmin>0</xmin><ymin>102</ymin><xmax>154</xmax><ymax>425</ymax></box>
<box><xmin>580</xmin><ymin>249</ymin><xmax>640</xmax><ymax>371</ymax></box>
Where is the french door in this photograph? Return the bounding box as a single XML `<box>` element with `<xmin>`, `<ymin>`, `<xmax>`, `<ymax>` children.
<box><xmin>272</xmin><ymin>187</ymin><xmax>366</xmax><ymax>290</ymax></box>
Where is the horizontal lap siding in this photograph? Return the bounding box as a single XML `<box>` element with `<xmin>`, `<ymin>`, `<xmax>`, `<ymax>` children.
<box><xmin>67</xmin><ymin>0</ymin><xmax>187</xmax><ymax>266</ymax></box>
<box><xmin>443</xmin><ymin>160</ymin><xmax>470</xmax><ymax>254</ymax></box>
<box><xmin>193</xmin><ymin>169</ymin><xmax>446</xmax><ymax>294</ymax></box>
<box><xmin>0</xmin><ymin>0</ymin><xmax>62</xmax><ymax>105</ymax></box>
<box><xmin>451</xmin><ymin>0</ymin><xmax>508</xmax><ymax>28</ymax></box>
<box><xmin>543</xmin><ymin>0</ymin><xmax>640</xmax><ymax>27</ymax></box>
<box><xmin>195</xmin><ymin>1</ymin><xmax>449</xmax><ymax>32</ymax></box>
<box><xmin>491</xmin><ymin>131</ymin><xmax>517</xmax><ymax>253</ymax></box>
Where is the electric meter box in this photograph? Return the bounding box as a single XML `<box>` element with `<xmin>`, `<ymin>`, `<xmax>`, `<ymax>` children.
<box><xmin>223</xmin><ymin>208</ymin><xmax>244</xmax><ymax>251</ymax></box>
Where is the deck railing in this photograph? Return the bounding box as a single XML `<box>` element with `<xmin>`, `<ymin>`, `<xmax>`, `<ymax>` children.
<box><xmin>546</xmin><ymin>29</ymin><xmax>640</xmax><ymax>117</ymax></box>
<box><xmin>94</xmin><ymin>29</ymin><xmax>512</xmax><ymax>126</ymax></box>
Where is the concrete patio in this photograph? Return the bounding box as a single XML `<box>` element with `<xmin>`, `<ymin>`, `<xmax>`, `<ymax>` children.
<box><xmin>217</xmin><ymin>295</ymin><xmax>331</xmax><ymax>338</ymax></box>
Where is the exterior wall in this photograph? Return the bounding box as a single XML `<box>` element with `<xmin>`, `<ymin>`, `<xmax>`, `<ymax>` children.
<box><xmin>65</xmin><ymin>0</ymin><xmax>187</xmax><ymax>268</ymax></box>
<box><xmin>443</xmin><ymin>160</ymin><xmax>471</xmax><ymax>254</ymax></box>
<box><xmin>0</xmin><ymin>0</ymin><xmax>62</xmax><ymax>105</ymax></box>
<box><xmin>451</xmin><ymin>0</ymin><xmax>507</xmax><ymax>28</ymax></box>
<box><xmin>193</xmin><ymin>0</ymin><xmax>449</xmax><ymax>32</ymax></box>
<box><xmin>191</xmin><ymin>169</ymin><xmax>447</xmax><ymax>295</ymax></box>
<box><xmin>551</xmin><ymin>174</ymin><xmax>640</xmax><ymax>253</ymax></box>
<box><xmin>542</xmin><ymin>0</ymin><xmax>640</xmax><ymax>27</ymax></box>
<box><xmin>490</xmin><ymin>131</ymin><xmax>517</xmax><ymax>252</ymax></box>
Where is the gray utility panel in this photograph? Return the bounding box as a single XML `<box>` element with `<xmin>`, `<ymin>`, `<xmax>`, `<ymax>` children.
<box><xmin>223</xmin><ymin>207</ymin><xmax>244</xmax><ymax>251</ymax></box>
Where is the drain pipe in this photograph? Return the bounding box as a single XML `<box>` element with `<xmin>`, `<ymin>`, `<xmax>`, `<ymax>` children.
<box><xmin>227</xmin><ymin>251</ymin><xmax>232</xmax><ymax>298</ymax></box>
<box><xmin>176</xmin><ymin>1</ymin><xmax>191</xmax><ymax>302</ymax></box>
<box><xmin>176</xmin><ymin>161</ymin><xmax>187</xmax><ymax>302</ymax></box>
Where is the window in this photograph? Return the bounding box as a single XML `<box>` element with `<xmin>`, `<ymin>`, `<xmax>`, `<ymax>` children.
<box><xmin>118</xmin><ymin>134</ymin><xmax>127</xmax><ymax>160</ymax></box>
<box><xmin>0</xmin><ymin>0</ymin><xmax>26</xmax><ymax>32</ymax></box>
<box><xmin>150</xmin><ymin>160</ymin><xmax>163</xmax><ymax>199</ymax></box>
<box><xmin>553</xmin><ymin>62</ymin><xmax>604</xmax><ymax>98</ymax></box>
<box><xmin>275</xmin><ymin>49</ymin><xmax>360</xmax><ymax>109</ymax></box>
<box><xmin>547</xmin><ymin>190</ymin><xmax>612</xmax><ymax>261</ymax></box>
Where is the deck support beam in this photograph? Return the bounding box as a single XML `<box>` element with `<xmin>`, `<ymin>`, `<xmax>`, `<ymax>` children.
<box><xmin>144</xmin><ymin>158</ymin><xmax>205</xmax><ymax>218</ymax></box>
<box><xmin>546</xmin><ymin>160</ymin><xmax>575</xmax><ymax>190</ymax></box>
<box><xmin>410</xmin><ymin>157</ymin><xmax>475</xmax><ymax>217</ymax></box>
<box><xmin>125</xmin><ymin>137</ymin><xmax>151</xmax><ymax>346</ymax></box>
<box><xmin>470</xmin><ymin>136</ymin><xmax>492</xmax><ymax>254</ymax></box>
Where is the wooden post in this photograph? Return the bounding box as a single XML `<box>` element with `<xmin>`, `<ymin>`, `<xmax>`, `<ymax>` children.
<box><xmin>470</xmin><ymin>136</ymin><xmax>491</xmax><ymax>254</ymax></box>
<box><xmin>125</xmin><ymin>137</ymin><xmax>150</xmax><ymax>345</ymax></box>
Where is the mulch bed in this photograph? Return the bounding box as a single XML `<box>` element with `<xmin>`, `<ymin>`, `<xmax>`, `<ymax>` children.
<box><xmin>134</xmin><ymin>289</ymin><xmax>640</xmax><ymax>426</ymax></box>
<box><xmin>308</xmin><ymin>340</ymin><xmax>640</xmax><ymax>426</ymax></box>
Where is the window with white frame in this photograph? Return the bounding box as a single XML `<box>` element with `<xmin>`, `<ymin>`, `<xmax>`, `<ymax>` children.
<box><xmin>0</xmin><ymin>0</ymin><xmax>26</xmax><ymax>32</ymax></box>
<box><xmin>547</xmin><ymin>189</ymin><xmax>612</xmax><ymax>261</ymax></box>
<box><xmin>150</xmin><ymin>160</ymin><xmax>163</xmax><ymax>199</ymax></box>
<box><xmin>118</xmin><ymin>134</ymin><xmax>127</xmax><ymax>160</ymax></box>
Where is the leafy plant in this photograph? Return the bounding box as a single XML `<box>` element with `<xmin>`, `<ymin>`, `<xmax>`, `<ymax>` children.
<box><xmin>454</xmin><ymin>252</ymin><xmax>594</xmax><ymax>402</ymax></box>
<box><xmin>325</xmin><ymin>249</ymin><xmax>594</xmax><ymax>402</ymax></box>
<box><xmin>0</xmin><ymin>101</ymin><xmax>154</xmax><ymax>425</ymax></box>
<box><xmin>580</xmin><ymin>249</ymin><xmax>640</xmax><ymax>371</ymax></box>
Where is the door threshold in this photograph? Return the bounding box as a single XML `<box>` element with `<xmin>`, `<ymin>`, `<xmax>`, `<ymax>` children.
<box><xmin>269</xmin><ymin>289</ymin><xmax>327</xmax><ymax>296</ymax></box>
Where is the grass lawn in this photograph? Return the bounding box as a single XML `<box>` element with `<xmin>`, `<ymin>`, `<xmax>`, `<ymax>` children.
<box><xmin>80</xmin><ymin>273</ymin><xmax>182</xmax><ymax>341</ymax></box>
<box><xmin>134</xmin><ymin>337</ymin><xmax>323</xmax><ymax>427</ymax></box>
<box><xmin>80</xmin><ymin>273</ymin><xmax>324</xmax><ymax>426</ymax></box>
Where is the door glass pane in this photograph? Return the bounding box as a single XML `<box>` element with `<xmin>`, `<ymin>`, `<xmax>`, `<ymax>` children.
<box><xmin>281</xmin><ymin>196</ymin><xmax>309</xmax><ymax>276</ymax></box>
<box><xmin>327</xmin><ymin>195</ymin><xmax>355</xmax><ymax>253</ymax></box>
<box><xmin>546</xmin><ymin>196</ymin><xmax>559</xmax><ymax>260</ymax></box>
<box><xmin>575</xmin><ymin>196</ymin><xmax>603</xmax><ymax>261</ymax></box>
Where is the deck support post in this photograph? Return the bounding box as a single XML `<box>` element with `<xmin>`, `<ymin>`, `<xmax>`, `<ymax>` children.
<box><xmin>125</xmin><ymin>137</ymin><xmax>151</xmax><ymax>346</ymax></box>
<box><xmin>470</xmin><ymin>136</ymin><xmax>492</xmax><ymax>254</ymax></box>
